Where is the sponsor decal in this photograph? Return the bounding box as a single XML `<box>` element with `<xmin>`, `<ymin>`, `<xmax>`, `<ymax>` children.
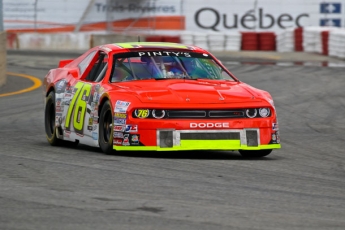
<box><xmin>56</xmin><ymin>99</ymin><xmax>62</xmax><ymax>106</ymax></box>
<box><xmin>272</xmin><ymin>123</ymin><xmax>279</xmax><ymax>131</ymax></box>
<box><xmin>138</xmin><ymin>51</ymin><xmax>191</xmax><ymax>57</ymax></box>
<box><xmin>125</xmin><ymin>124</ymin><xmax>138</xmax><ymax>133</ymax></box>
<box><xmin>134</xmin><ymin>109</ymin><xmax>149</xmax><ymax>118</ymax></box>
<box><xmin>64</xmin><ymin>93</ymin><xmax>72</xmax><ymax>98</ymax></box>
<box><xmin>87</xmin><ymin>126</ymin><xmax>93</xmax><ymax>131</ymax></box>
<box><xmin>64</xmin><ymin>130</ymin><xmax>71</xmax><ymax>138</ymax></box>
<box><xmin>63</xmin><ymin>98</ymin><xmax>71</xmax><ymax>105</ymax></box>
<box><xmin>56</xmin><ymin>80</ymin><xmax>66</xmax><ymax>92</ymax></box>
<box><xmin>88</xmin><ymin>117</ymin><xmax>93</xmax><ymax>125</ymax></box>
<box><xmin>92</xmin><ymin>132</ymin><xmax>98</xmax><ymax>140</ymax></box>
<box><xmin>113</xmin><ymin>132</ymin><xmax>124</xmax><ymax>138</ymax></box>
<box><xmin>114</xmin><ymin>118</ymin><xmax>126</xmax><ymax>125</ymax></box>
<box><xmin>276</xmin><ymin>131</ymin><xmax>280</xmax><ymax>144</ymax></box>
<box><xmin>58</xmin><ymin>116</ymin><xmax>63</xmax><ymax>125</ymax></box>
<box><xmin>190</xmin><ymin>122</ymin><xmax>229</xmax><ymax>128</ymax></box>
<box><xmin>115</xmin><ymin>100</ymin><xmax>131</xmax><ymax>113</ymax></box>
<box><xmin>113</xmin><ymin>139</ymin><xmax>123</xmax><ymax>145</ymax></box>
<box><xmin>130</xmin><ymin>134</ymin><xmax>140</xmax><ymax>145</ymax></box>
<box><xmin>114</xmin><ymin>125</ymin><xmax>126</xmax><ymax>132</ymax></box>
<box><xmin>270</xmin><ymin>131</ymin><xmax>280</xmax><ymax>144</ymax></box>
<box><xmin>114</xmin><ymin>112</ymin><xmax>127</xmax><ymax>119</ymax></box>
<box><xmin>65</xmin><ymin>85</ymin><xmax>73</xmax><ymax>93</ymax></box>
<box><xmin>91</xmin><ymin>102</ymin><xmax>95</xmax><ymax>108</ymax></box>
<box><xmin>122</xmin><ymin>134</ymin><xmax>130</xmax><ymax>146</ymax></box>
<box><xmin>56</xmin><ymin>106</ymin><xmax>63</xmax><ymax>113</ymax></box>
<box><xmin>93</xmin><ymin>92</ymin><xmax>98</xmax><ymax>102</ymax></box>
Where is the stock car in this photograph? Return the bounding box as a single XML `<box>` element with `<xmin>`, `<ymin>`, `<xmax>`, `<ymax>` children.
<box><xmin>43</xmin><ymin>42</ymin><xmax>281</xmax><ymax>157</ymax></box>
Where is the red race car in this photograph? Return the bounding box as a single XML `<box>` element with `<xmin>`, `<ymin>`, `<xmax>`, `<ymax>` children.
<box><xmin>43</xmin><ymin>42</ymin><xmax>281</xmax><ymax>157</ymax></box>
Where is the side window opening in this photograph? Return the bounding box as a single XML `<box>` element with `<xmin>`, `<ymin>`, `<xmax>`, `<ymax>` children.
<box><xmin>78</xmin><ymin>50</ymin><xmax>97</xmax><ymax>76</ymax></box>
<box><xmin>85</xmin><ymin>52</ymin><xmax>108</xmax><ymax>82</ymax></box>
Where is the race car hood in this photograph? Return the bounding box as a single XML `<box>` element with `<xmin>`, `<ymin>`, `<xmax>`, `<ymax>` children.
<box><xmin>119</xmin><ymin>80</ymin><xmax>265</xmax><ymax>104</ymax></box>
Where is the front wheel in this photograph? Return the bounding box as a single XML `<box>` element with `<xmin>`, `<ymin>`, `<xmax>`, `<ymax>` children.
<box><xmin>239</xmin><ymin>149</ymin><xmax>272</xmax><ymax>158</ymax></box>
<box><xmin>99</xmin><ymin>100</ymin><xmax>114</xmax><ymax>155</ymax></box>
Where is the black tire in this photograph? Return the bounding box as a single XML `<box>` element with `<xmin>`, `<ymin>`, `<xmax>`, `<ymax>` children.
<box><xmin>44</xmin><ymin>91</ymin><xmax>62</xmax><ymax>146</ymax></box>
<box><xmin>99</xmin><ymin>100</ymin><xmax>114</xmax><ymax>154</ymax></box>
<box><xmin>239</xmin><ymin>149</ymin><xmax>272</xmax><ymax>158</ymax></box>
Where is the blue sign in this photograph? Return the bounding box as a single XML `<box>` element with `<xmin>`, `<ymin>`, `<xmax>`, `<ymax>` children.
<box><xmin>320</xmin><ymin>19</ymin><xmax>341</xmax><ymax>27</ymax></box>
<box><xmin>320</xmin><ymin>3</ymin><xmax>341</xmax><ymax>13</ymax></box>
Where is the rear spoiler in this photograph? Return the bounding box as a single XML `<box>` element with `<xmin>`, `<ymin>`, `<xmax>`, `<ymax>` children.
<box><xmin>59</xmin><ymin>59</ymin><xmax>73</xmax><ymax>68</ymax></box>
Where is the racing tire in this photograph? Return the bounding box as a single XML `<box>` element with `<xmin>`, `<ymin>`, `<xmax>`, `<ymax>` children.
<box><xmin>45</xmin><ymin>91</ymin><xmax>62</xmax><ymax>146</ymax></box>
<box><xmin>239</xmin><ymin>149</ymin><xmax>272</xmax><ymax>158</ymax></box>
<box><xmin>99</xmin><ymin>100</ymin><xmax>114</xmax><ymax>155</ymax></box>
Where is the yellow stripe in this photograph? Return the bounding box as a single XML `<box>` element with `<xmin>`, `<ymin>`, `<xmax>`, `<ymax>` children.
<box><xmin>116</xmin><ymin>42</ymin><xmax>188</xmax><ymax>49</ymax></box>
<box><xmin>0</xmin><ymin>72</ymin><xmax>42</xmax><ymax>98</ymax></box>
<box><xmin>114</xmin><ymin>143</ymin><xmax>281</xmax><ymax>151</ymax></box>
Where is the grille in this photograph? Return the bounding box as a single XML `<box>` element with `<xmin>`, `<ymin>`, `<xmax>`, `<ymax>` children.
<box><xmin>167</xmin><ymin>110</ymin><xmax>245</xmax><ymax>119</ymax></box>
<box><xmin>159</xmin><ymin>130</ymin><xmax>174</xmax><ymax>147</ymax></box>
<box><xmin>180</xmin><ymin>132</ymin><xmax>240</xmax><ymax>140</ymax></box>
<box><xmin>246</xmin><ymin>130</ymin><xmax>258</xmax><ymax>146</ymax></box>
<box><xmin>168</xmin><ymin>110</ymin><xmax>206</xmax><ymax>118</ymax></box>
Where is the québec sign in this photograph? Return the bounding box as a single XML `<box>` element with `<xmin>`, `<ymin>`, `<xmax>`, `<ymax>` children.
<box><xmin>194</xmin><ymin>7</ymin><xmax>309</xmax><ymax>31</ymax></box>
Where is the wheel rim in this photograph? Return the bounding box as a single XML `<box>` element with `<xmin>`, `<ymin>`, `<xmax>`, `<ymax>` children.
<box><xmin>103</xmin><ymin>110</ymin><xmax>112</xmax><ymax>143</ymax></box>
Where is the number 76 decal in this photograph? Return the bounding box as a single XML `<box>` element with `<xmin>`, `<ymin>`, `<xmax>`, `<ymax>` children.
<box><xmin>65</xmin><ymin>82</ymin><xmax>91</xmax><ymax>134</ymax></box>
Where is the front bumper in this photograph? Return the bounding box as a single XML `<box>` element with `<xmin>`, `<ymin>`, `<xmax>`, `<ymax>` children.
<box><xmin>113</xmin><ymin>128</ymin><xmax>281</xmax><ymax>151</ymax></box>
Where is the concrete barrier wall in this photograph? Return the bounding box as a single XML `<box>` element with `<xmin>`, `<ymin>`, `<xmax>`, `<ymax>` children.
<box><xmin>16</xmin><ymin>32</ymin><xmax>92</xmax><ymax>50</ymax></box>
<box><xmin>12</xmin><ymin>32</ymin><xmax>144</xmax><ymax>51</ymax></box>
<box><xmin>0</xmin><ymin>32</ymin><xmax>7</xmax><ymax>87</ymax></box>
<box><xmin>90</xmin><ymin>34</ymin><xmax>144</xmax><ymax>47</ymax></box>
<box><xmin>5</xmin><ymin>28</ymin><xmax>345</xmax><ymax>60</ymax></box>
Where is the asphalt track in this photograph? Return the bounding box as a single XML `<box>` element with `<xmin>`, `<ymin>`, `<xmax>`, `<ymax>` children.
<box><xmin>1</xmin><ymin>51</ymin><xmax>345</xmax><ymax>230</ymax></box>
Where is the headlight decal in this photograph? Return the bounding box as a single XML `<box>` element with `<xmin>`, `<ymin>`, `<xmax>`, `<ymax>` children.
<box><xmin>134</xmin><ymin>109</ymin><xmax>150</xmax><ymax>118</ymax></box>
<box><xmin>245</xmin><ymin>109</ymin><xmax>257</xmax><ymax>118</ymax></box>
<box><xmin>152</xmin><ymin>109</ymin><xmax>166</xmax><ymax>119</ymax></box>
<box><xmin>259</xmin><ymin>108</ymin><xmax>270</xmax><ymax>117</ymax></box>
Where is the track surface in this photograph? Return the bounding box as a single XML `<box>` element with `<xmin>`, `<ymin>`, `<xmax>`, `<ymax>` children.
<box><xmin>1</xmin><ymin>53</ymin><xmax>345</xmax><ymax>230</ymax></box>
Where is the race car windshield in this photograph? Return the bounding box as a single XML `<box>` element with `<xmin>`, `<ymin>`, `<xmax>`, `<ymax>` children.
<box><xmin>110</xmin><ymin>51</ymin><xmax>236</xmax><ymax>82</ymax></box>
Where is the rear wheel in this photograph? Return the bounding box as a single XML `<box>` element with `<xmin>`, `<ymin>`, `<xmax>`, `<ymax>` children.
<box><xmin>239</xmin><ymin>149</ymin><xmax>272</xmax><ymax>158</ymax></box>
<box><xmin>44</xmin><ymin>91</ymin><xmax>61</xmax><ymax>146</ymax></box>
<box><xmin>99</xmin><ymin>100</ymin><xmax>114</xmax><ymax>154</ymax></box>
